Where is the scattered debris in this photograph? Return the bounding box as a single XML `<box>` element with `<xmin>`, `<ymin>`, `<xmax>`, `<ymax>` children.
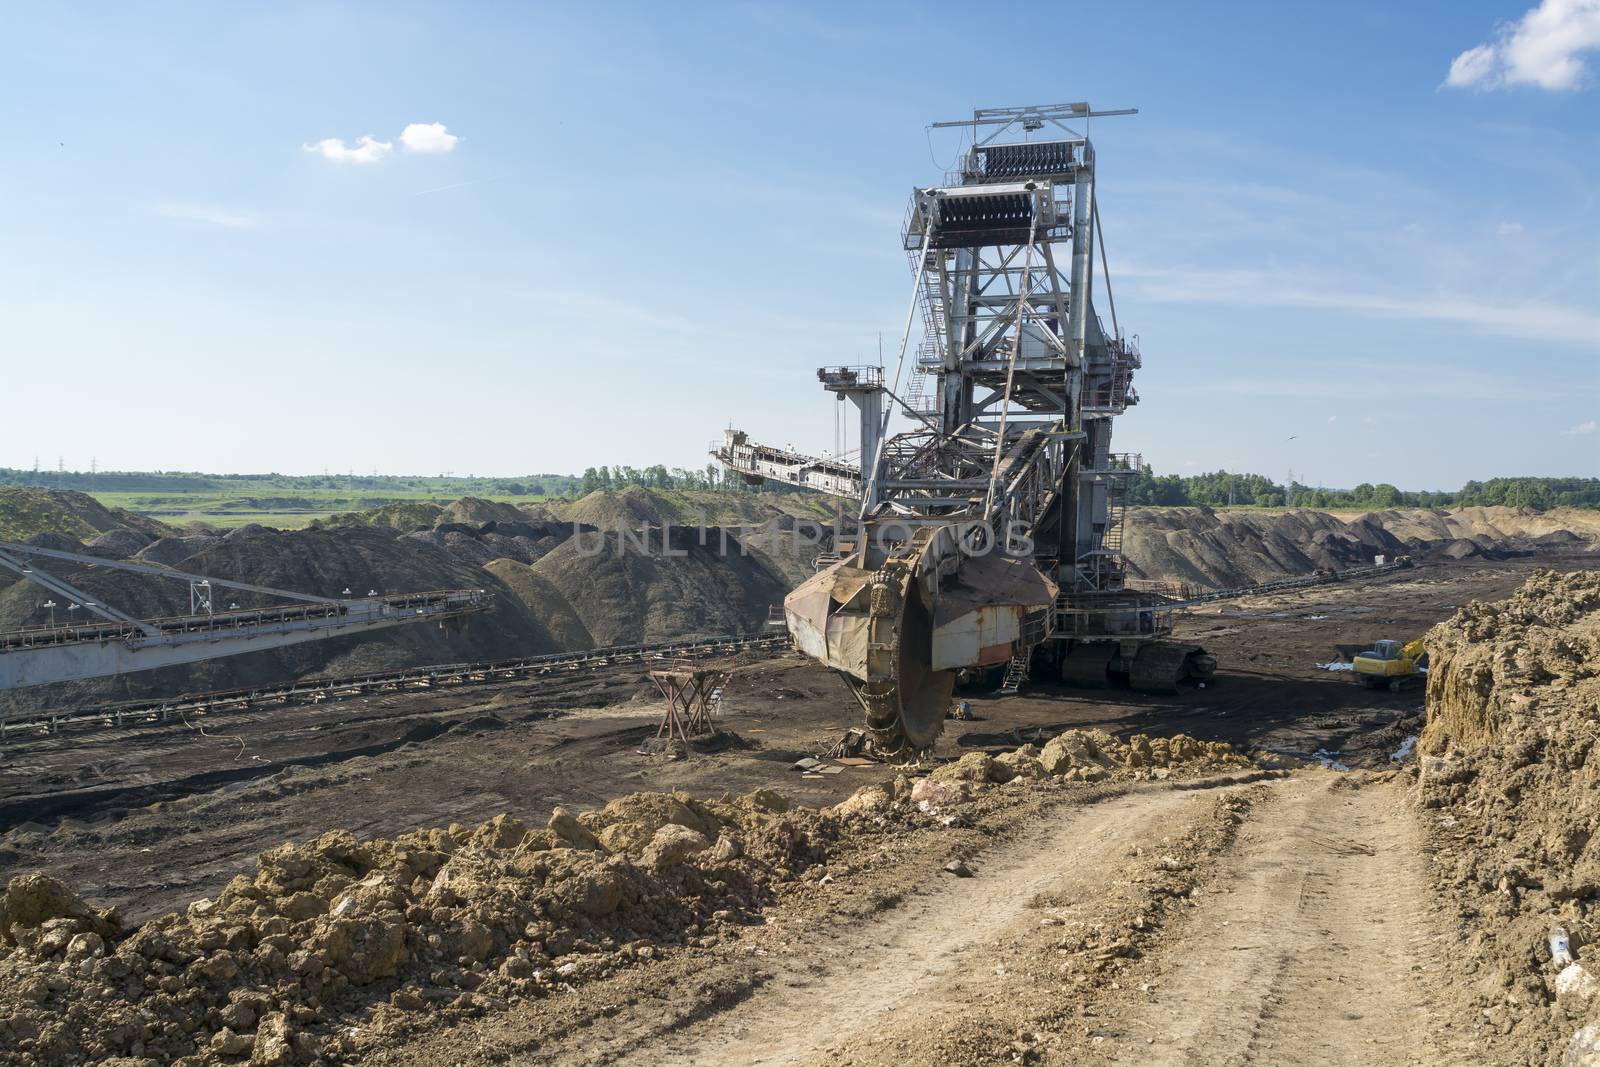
<box><xmin>1310</xmin><ymin>748</ymin><xmax>1350</xmax><ymax>771</ymax></box>
<box><xmin>827</xmin><ymin>728</ymin><xmax>869</xmax><ymax>760</ymax></box>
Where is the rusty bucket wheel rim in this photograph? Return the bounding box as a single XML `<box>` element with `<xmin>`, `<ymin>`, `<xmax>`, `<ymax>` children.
<box><xmin>859</xmin><ymin>537</ymin><xmax>955</xmax><ymax>755</ymax></box>
<box><xmin>887</xmin><ymin>581</ymin><xmax>954</xmax><ymax>749</ymax></box>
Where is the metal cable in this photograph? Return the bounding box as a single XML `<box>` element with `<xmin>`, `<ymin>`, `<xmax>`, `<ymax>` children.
<box><xmin>179</xmin><ymin>704</ymin><xmax>246</xmax><ymax>761</ymax></box>
<box><xmin>864</xmin><ymin>227</ymin><xmax>935</xmax><ymax>518</ymax></box>
<box><xmin>983</xmin><ymin>208</ymin><xmax>1041</xmax><ymax>517</ymax></box>
<box><xmin>1093</xmin><ymin>198</ymin><xmax>1118</xmax><ymax>340</ymax></box>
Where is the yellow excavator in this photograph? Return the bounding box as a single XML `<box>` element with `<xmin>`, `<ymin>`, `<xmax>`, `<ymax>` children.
<box><xmin>1352</xmin><ymin>638</ymin><xmax>1427</xmax><ymax>692</ymax></box>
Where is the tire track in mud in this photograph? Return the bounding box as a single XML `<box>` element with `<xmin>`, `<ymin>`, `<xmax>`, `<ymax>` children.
<box><xmin>1102</xmin><ymin>774</ymin><xmax>1465</xmax><ymax>1066</ymax></box>
<box><xmin>533</xmin><ymin>781</ymin><xmax>1267</xmax><ymax>1067</ymax></box>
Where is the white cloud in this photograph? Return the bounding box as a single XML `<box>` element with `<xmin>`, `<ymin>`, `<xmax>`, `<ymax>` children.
<box><xmin>1497</xmin><ymin>221</ymin><xmax>1526</xmax><ymax>235</ymax></box>
<box><xmin>1564</xmin><ymin>419</ymin><xmax>1598</xmax><ymax>434</ymax></box>
<box><xmin>1446</xmin><ymin>43</ymin><xmax>1500</xmax><ymax>87</ymax></box>
<box><xmin>1326</xmin><ymin>415</ymin><xmax>1338</xmax><ymax>423</ymax></box>
<box><xmin>1187</xmin><ymin>359</ymin><xmax>1575</xmax><ymax>404</ymax></box>
<box><xmin>1125</xmin><ymin>264</ymin><xmax>1600</xmax><ymax>348</ymax></box>
<box><xmin>400</xmin><ymin>122</ymin><xmax>459</xmax><ymax>154</ymax></box>
<box><xmin>1444</xmin><ymin>0</ymin><xmax>1600</xmax><ymax>91</ymax></box>
<box><xmin>151</xmin><ymin>202</ymin><xmax>257</xmax><ymax>229</ymax></box>
<box><xmin>303</xmin><ymin>135</ymin><xmax>393</xmax><ymax>164</ymax></box>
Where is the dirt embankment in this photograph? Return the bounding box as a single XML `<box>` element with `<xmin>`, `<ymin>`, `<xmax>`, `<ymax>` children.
<box><xmin>0</xmin><ymin>489</ymin><xmax>819</xmax><ymax>713</ymax></box>
<box><xmin>1416</xmin><ymin>569</ymin><xmax>1600</xmax><ymax>1065</ymax></box>
<box><xmin>0</xmin><ymin>524</ymin><xmax>566</xmax><ymax>716</ymax></box>
<box><xmin>1124</xmin><ymin>505</ymin><xmax>1599</xmax><ymax>590</ymax></box>
<box><xmin>0</xmin><ymin>732</ymin><xmax>1250</xmax><ymax>1066</ymax></box>
<box><xmin>0</xmin><ymin>487</ymin><xmax>171</xmax><ymax>544</ymax></box>
<box><xmin>5</xmin><ymin>488</ymin><xmax>1596</xmax><ymax>712</ymax></box>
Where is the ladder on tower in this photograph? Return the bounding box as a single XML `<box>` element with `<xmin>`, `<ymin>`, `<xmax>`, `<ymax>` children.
<box><xmin>904</xmin><ymin>365</ymin><xmax>938</xmax><ymax>415</ymax></box>
<box><xmin>913</xmin><ymin>249</ymin><xmax>950</xmax><ymax>367</ymax></box>
<box><xmin>1103</xmin><ymin>497</ymin><xmax>1126</xmax><ymax>555</ymax></box>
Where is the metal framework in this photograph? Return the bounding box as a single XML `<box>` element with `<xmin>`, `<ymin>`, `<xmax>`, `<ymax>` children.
<box><xmin>647</xmin><ymin>662</ymin><xmax>733</xmax><ymax>744</ymax></box>
<box><xmin>715</xmin><ymin>102</ymin><xmax>1155</xmax><ymax>640</ymax></box>
<box><xmin>0</xmin><ymin>540</ymin><xmax>491</xmax><ymax>689</ymax></box>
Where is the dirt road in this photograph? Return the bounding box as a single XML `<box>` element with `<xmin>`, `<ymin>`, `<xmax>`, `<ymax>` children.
<box><xmin>626</xmin><ymin>786</ymin><xmax>1229</xmax><ymax>1067</ymax></box>
<box><xmin>803</xmin><ymin>774</ymin><xmax>1469</xmax><ymax>1067</ymax></box>
<box><xmin>1103</xmin><ymin>775</ymin><xmax>1466</xmax><ymax>1066</ymax></box>
<box><xmin>372</xmin><ymin>772</ymin><xmax>1470</xmax><ymax>1067</ymax></box>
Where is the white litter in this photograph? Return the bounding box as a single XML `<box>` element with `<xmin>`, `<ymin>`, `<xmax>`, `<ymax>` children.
<box><xmin>1552</xmin><ymin>926</ymin><xmax>1576</xmax><ymax>968</ymax></box>
<box><xmin>1316</xmin><ymin>661</ymin><xmax>1354</xmax><ymax>672</ymax></box>
<box><xmin>1311</xmin><ymin>748</ymin><xmax>1350</xmax><ymax>771</ymax></box>
<box><xmin>1391</xmin><ymin>735</ymin><xmax>1418</xmax><ymax>762</ymax></box>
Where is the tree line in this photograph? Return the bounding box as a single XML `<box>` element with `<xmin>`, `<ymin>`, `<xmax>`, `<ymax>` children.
<box><xmin>1123</xmin><ymin>468</ymin><xmax>1600</xmax><ymax>511</ymax></box>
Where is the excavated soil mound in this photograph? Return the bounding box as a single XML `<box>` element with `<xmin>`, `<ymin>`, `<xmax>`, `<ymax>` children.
<box><xmin>436</xmin><ymin>497</ymin><xmax>529</xmax><ymax>526</ymax></box>
<box><xmin>320</xmin><ymin>502</ymin><xmax>445</xmax><ymax>533</ymax></box>
<box><xmin>85</xmin><ymin>528</ymin><xmax>155</xmax><ymax>560</ymax></box>
<box><xmin>0</xmin><ymin>737</ymin><xmax>1251</xmax><ymax>1065</ymax></box>
<box><xmin>524</xmin><ymin>527</ymin><xmax>792</xmax><ymax>646</ymax></box>
<box><xmin>0</xmin><ymin>490</ymin><xmax>811</xmax><ymax>716</ymax></box>
<box><xmin>1416</xmin><ymin>569</ymin><xmax>1600</xmax><ymax>1065</ymax></box>
<box><xmin>134</xmin><ymin>534</ymin><xmax>225</xmax><ymax>566</ymax></box>
<box><xmin>0</xmin><ymin>526</ymin><xmax>564</xmax><ymax>716</ymax></box>
<box><xmin>559</xmin><ymin>486</ymin><xmax>684</xmax><ymax>530</ymax></box>
<box><xmin>545</xmin><ymin>488</ymin><xmax>835</xmax><ymax>531</ymax></box>
<box><xmin>481</xmin><ymin>559</ymin><xmax>595</xmax><ymax>650</ymax></box>
<box><xmin>0</xmin><ymin>487</ymin><xmax>170</xmax><ymax>543</ymax></box>
<box><xmin>1125</xmin><ymin>506</ymin><xmax>1598</xmax><ymax>590</ymax></box>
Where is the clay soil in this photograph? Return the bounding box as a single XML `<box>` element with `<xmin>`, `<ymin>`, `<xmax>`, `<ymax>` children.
<box><xmin>0</xmin><ymin>555</ymin><xmax>1591</xmax><ymax>1064</ymax></box>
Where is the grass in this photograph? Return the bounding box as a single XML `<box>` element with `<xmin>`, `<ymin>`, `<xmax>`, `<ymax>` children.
<box><xmin>88</xmin><ymin>486</ymin><xmax>556</xmax><ymax>530</ymax></box>
<box><xmin>1</xmin><ymin>470</ymin><xmax>582</xmax><ymax>531</ymax></box>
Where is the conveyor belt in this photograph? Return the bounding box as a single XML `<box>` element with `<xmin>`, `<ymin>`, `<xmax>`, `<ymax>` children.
<box><xmin>0</xmin><ymin>631</ymin><xmax>793</xmax><ymax>740</ymax></box>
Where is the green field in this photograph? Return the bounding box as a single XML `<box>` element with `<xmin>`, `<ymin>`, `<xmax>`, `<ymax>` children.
<box><xmin>0</xmin><ymin>470</ymin><xmax>581</xmax><ymax>531</ymax></box>
<box><xmin>87</xmin><ymin>489</ymin><xmax>533</xmax><ymax>529</ymax></box>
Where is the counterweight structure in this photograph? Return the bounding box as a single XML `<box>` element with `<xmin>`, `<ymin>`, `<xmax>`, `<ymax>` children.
<box><xmin>715</xmin><ymin>103</ymin><xmax>1212</xmax><ymax>754</ymax></box>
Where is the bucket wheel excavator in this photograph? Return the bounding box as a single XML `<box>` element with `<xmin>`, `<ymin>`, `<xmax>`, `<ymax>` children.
<box><xmin>715</xmin><ymin>103</ymin><xmax>1213</xmax><ymax>756</ymax></box>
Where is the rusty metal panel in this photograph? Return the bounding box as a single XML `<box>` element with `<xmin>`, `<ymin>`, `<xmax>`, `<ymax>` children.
<box><xmin>931</xmin><ymin>604</ymin><xmax>1022</xmax><ymax>671</ymax></box>
<box><xmin>825</xmin><ymin>613</ymin><xmax>869</xmax><ymax>678</ymax></box>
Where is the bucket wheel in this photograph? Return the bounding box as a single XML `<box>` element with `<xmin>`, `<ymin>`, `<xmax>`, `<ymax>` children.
<box><xmin>855</xmin><ymin>542</ymin><xmax>955</xmax><ymax>758</ymax></box>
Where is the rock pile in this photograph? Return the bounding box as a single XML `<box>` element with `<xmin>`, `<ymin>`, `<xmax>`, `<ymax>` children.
<box><xmin>0</xmin><ymin>731</ymin><xmax>1251</xmax><ymax>1066</ymax></box>
<box><xmin>1416</xmin><ymin>569</ymin><xmax>1600</xmax><ymax>1065</ymax></box>
<box><xmin>830</xmin><ymin>731</ymin><xmax>1251</xmax><ymax>821</ymax></box>
<box><xmin>0</xmin><ymin>788</ymin><xmax>822</xmax><ymax>1066</ymax></box>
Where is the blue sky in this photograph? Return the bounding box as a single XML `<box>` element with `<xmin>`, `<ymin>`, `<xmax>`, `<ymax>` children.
<box><xmin>1</xmin><ymin>1</ymin><xmax>1596</xmax><ymax>490</ymax></box>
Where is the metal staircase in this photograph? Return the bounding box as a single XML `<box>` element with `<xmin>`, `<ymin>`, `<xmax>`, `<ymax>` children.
<box><xmin>996</xmin><ymin>653</ymin><xmax>1029</xmax><ymax>695</ymax></box>
<box><xmin>901</xmin><ymin>248</ymin><xmax>949</xmax><ymax>418</ymax></box>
